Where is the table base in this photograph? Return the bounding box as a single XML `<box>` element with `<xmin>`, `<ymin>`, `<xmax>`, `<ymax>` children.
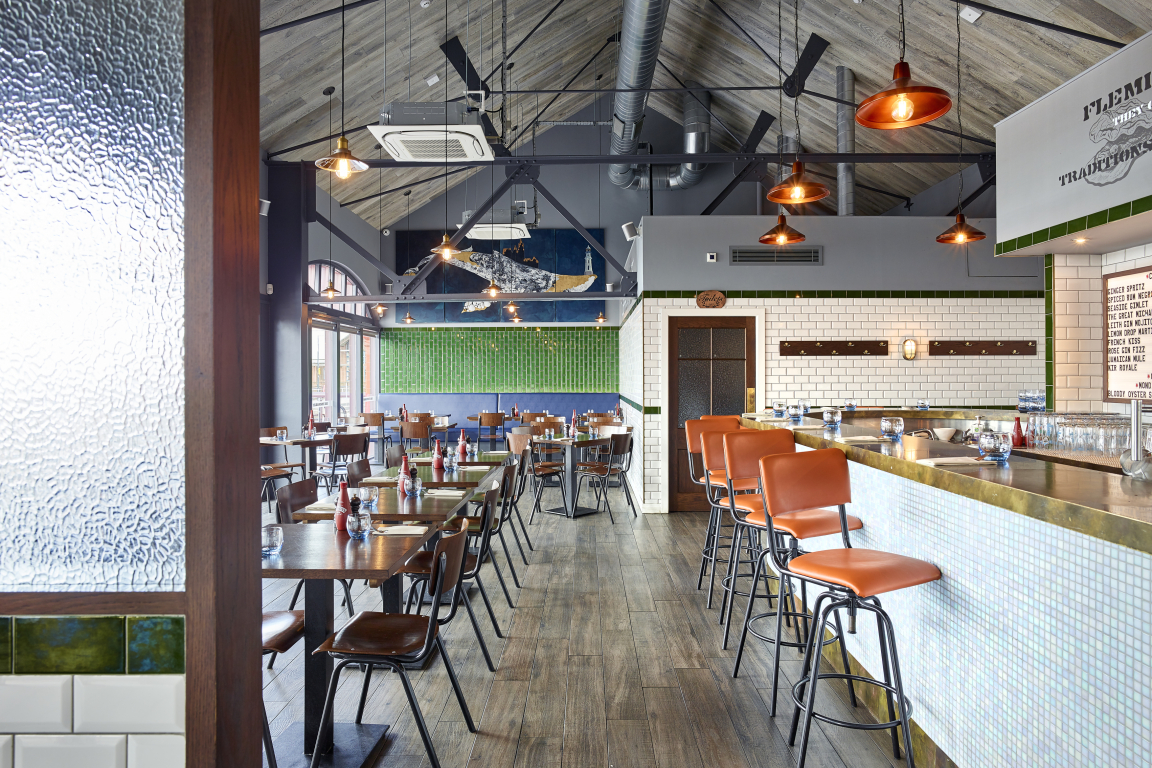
<box><xmin>268</xmin><ymin>722</ymin><xmax>389</xmax><ymax>768</ymax></box>
<box><xmin>546</xmin><ymin>505</ymin><xmax>600</xmax><ymax>518</ymax></box>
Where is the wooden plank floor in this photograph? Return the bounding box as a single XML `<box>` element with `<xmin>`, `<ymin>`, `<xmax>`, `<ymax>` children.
<box><xmin>261</xmin><ymin>482</ymin><xmax>906</xmax><ymax>768</ymax></box>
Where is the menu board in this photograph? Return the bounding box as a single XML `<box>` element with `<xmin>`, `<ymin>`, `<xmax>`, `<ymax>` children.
<box><xmin>1105</xmin><ymin>266</ymin><xmax>1152</xmax><ymax>402</ymax></box>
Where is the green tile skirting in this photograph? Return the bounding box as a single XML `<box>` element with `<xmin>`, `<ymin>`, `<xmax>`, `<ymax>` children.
<box><xmin>380</xmin><ymin>326</ymin><xmax>619</xmax><ymax>394</ymax></box>
<box><xmin>996</xmin><ymin>193</ymin><xmax>1152</xmax><ymax>255</ymax></box>
<box><xmin>1045</xmin><ymin>255</ymin><xmax>1055</xmax><ymax>408</ymax></box>
<box><xmin>619</xmin><ymin>394</ymin><xmax>660</xmax><ymax>414</ymax></box>
<box><xmin>0</xmin><ymin>615</ymin><xmax>184</xmax><ymax>675</ymax></box>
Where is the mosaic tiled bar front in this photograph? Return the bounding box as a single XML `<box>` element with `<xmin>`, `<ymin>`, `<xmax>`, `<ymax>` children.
<box><xmin>798</xmin><ymin>459</ymin><xmax>1150</xmax><ymax>767</ymax></box>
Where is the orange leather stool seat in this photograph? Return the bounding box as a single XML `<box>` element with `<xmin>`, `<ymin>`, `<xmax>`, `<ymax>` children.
<box><xmin>706</xmin><ymin>470</ymin><xmax>757</xmax><ymax>491</ymax></box>
<box><xmin>313</xmin><ymin>611</ymin><xmax>433</xmax><ymax>657</ymax></box>
<box><xmin>731</xmin><ymin>497</ymin><xmax>863</xmax><ymax>540</ymax></box>
<box><xmin>787</xmin><ymin>548</ymin><xmax>941</xmax><ymax>598</ymax></box>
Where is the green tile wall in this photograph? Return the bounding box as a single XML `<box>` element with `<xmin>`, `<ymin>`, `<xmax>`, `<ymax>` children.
<box><xmin>1045</xmin><ymin>254</ymin><xmax>1055</xmax><ymax>409</ymax></box>
<box><xmin>380</xmin><ymin>327</ymin><xmax>619</xmax><ymax>393</ymax></box>
<box><xmin>0</xmin><ymin>615</ymin><xmax>184</xmax><ymax>675</ymax></box>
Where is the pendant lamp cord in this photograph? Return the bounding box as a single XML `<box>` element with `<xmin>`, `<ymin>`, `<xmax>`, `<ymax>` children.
<box><xmin>776</xmin><ymin>0</ymin><xmax>783</xmax><ymax>179</ymax></box>
<box><xmin>955</xmin><ymin>3</ymin><xmax>964</xmax><ymax>212</ymax></box>
<box><xmin>328</xmin><ymin>92</ymin><xmax>335</xmax><ymax>286</ymax></box>
<box><xmin>407</xmin><ymin>0</ymin><xmax>412</xmax><ymax>100</ymax></box>
<box><xmin>341</xmin><ymin>0</ymin><xmax>346</xmax><ymax>135</ymax></box>
<box><xmin>898</xmin><ymin>0</ymin><xmax>906</xmax><ymax>62</ymax></box>
<box><xmin>792</xmin><ymin>0</ymin><xmax>801</xmax><ymax>162</ymax></box>
<box><xmin>444</xmin><ymin>0</ymin><xmax>449</xmax><ymax>236</ymax></box>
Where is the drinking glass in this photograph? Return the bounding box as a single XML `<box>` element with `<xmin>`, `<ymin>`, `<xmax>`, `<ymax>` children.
<box><xmin>916</xmin><ymin>399</ymin><xmax>930</xmax><ymax>410</ymax></box>
<box><xmin>844</xmin><ymin>398</ymin><xmax>857</xmax><ymax>411</ymax></box>
<box><xmin>407</xmin><ymin>477</ymin><xmax>422</xmax><ymax>496</ymax></box>
<box><xmin>977</xmin><ymin>432</ymin><xmax>1012</xmax><ymax>463</ymax></box>
<box><xmin>430</xmin><ymin>409</ymin><xmax>435</xmax><ymax>417</ymax></box>
<box><xmin>346</xmin><ymin>510</ymin><xmax>370</xmax><ymax>540</ymax></box>
<box><xmin>261</xmin><ymin>526</ymin><xmax>284</xmax><ymax>557</ymax></box>
<box><xmin>337</xmin><ymin>418</ymin><xmax>346</xmax><ymax>427</ymax></box>
<box><xmin>772</xmin><ymin>400</ymin><xmax>786</xmax><ymax>416</ymax></box>
<box><xmin>545</xmin><ymin>428</ymin><xmax>554</xmax><ymax>440</ymax></box>
<box><xmin>880</xmin><ymin>416</ymin><xmax>904</xmax><ymax>440</ymax></box>
<box><xmin>1018</xmin><ymin>390</ymin><xmax>1028</xmax><ymax>412</ymax></box>
<box><xmin>799</xmin><ymin>399</ymin><xmax>811</xmax><ymax>413</ymax></box>
<box><xmin>1026</xmin><ymin>416</ymin><xmax>1039</xmax><ymax>449</ymax></box>
<box><xmin>822</xmin><ymin>408</ymin><xmax>842</xmax><ymax>427</ymax></box>
<box><xmin>276</xmin><ymin>428</ymin><xmax>287</xmax><ymax>442</ymax></box>
<box><xmin>357</xmin><ymin>487</ymin><xmax>378</xmax><ymax>508</ymax></box>
<box><xmin>786</xmin><ymin>404</ymin><xmax>802</xmax><ymax>421</ymax></box>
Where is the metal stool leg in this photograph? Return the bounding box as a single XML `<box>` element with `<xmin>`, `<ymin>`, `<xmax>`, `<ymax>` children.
<box><xmin>354</xmin><ymin>663</ymin><xmax>374</xmax><ymax>724</ymax></box>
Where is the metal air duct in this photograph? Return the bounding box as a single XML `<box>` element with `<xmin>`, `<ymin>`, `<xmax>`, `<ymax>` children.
<box><xmin>836</xmin><ymin>66</ymin><xmax>856</xmax><ymax>215</ymax></box>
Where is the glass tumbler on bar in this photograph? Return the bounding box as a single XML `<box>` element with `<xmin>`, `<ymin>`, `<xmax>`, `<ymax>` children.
<box><xmin>880</xmin><ymin>416</ymin><xmax>904</xmax><ymax>440</ymax></box>
<box><xmin>844</xmin><ymin>398</ymin><xmax>857</xmax><ymax>411</ymax></box>
<box><xmin>772</xmin><ymin>400</ymin><xmax>786</xmax><ymax>416</ymax></box>
<box><xmin>977</xmin><ymin>432</ymin><xmax>1012</xmax><ymax>463</ymax></box>
<box><xmin>822</xmin><ymin>408</ymin><xmax>842</xmax><ymax>427</ymax></box>
<box><xmin>261</xmin><ymin>526</ymin><xmax>284</xmax><ymax>557</ymax></box>
<box><xmin>787</xmin><ymin>405</ymin><xmax>802</xmax><ymax>422</ymax></box>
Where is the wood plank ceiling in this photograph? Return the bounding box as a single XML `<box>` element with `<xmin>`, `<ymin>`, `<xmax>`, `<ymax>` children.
<box><xmin>260</xmin><ymin>0</ymin><xmax>1148</xmax><ymax>227</ymax></box>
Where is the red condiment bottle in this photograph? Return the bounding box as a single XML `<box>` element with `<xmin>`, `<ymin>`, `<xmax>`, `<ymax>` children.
<box><xmin>513</xmin><ymin>402</ymin><xmax>519</xmax><ymax>419</ymax></box>
<box><xmin>334</xmin><ymin>481</ymin><xmax>351</xmax><ymax>531</ymax></box>
<box><xmin>308</xmin><ymin>408</ymin><xmax>315</xmax><ymax>437</ymax></box>
<box><xmin>397</xmin><ymin>453</ymin><xmax>410</xmax><ymax>495</ymax></box>
<box><xmin>433</xmin><ymin>438</ymin><xmax>445</xmax><ymax>469</ymax></box>
<box><xmin>458</xmin><ymin>429</ymin><xmax>468</xmax><ymax>458</ymax></box>
<box><xmin>1012</xmin><ymin>416</ymin><xmax>1025</xmax><ymax>447</ymax></box>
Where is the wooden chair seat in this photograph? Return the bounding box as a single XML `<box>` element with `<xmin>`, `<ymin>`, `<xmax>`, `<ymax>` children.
<box><xmin>264</xmin><ymin>461</ymin><xmax>305</xmax><ymax>470</ymax></box>
<box><xmin>261</xmin><ymin>467</ymin><xmax>294</xmax><ymax>481</ymax></box>
<box><xmin>261</xmin><ymin>611</ymin><xmax>304</xmax><ymax>654</ymax></box>
<box><xmin>400</xmin><ymin>550</ymin><xmax>478</xmax><ymax>575</ymax></box>
<box><xmin>313</xmin><ymin>611</ymin><xmax>434</xmax><ymax>657</ymax></box>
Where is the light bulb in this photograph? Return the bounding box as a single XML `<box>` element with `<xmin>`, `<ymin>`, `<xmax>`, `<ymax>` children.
<box><xmin>790</xmin><ymin>185</ymin><xmax>804</xmax><ymax>200</ymax></box>
<box><xmin>956</xmin><ymin>233</ymin><xmax>966</xmax><ymax>243</ymax></box>
<box><xmin>776</xmin><ymin>234</ymin><xmax>787</xmax><ymax>245</ymax></box>
<box><xmin>335</xmin><ymin>158</ymin><xmax>351</xmax><ymax>180</ymax></box>
<box><xmin>374</xmin><ymin>304</ymin><xmax>385</xmax><ymax>314</ymax></box>
<box><xmin>891</xmin><ymin>94</ymin><xmax>914</xmax><ymax>122</ymax></box>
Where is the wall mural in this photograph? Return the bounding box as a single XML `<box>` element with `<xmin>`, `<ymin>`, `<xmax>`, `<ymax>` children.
<box><xmin>396</xmin><ymin>229</ymin><xmax>606</xmax><ymax>323</ymax></box>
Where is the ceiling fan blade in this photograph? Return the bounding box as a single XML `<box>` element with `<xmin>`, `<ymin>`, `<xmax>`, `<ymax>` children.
<box><xmin>782</xmin><ymin>34</ymin><xmax>830</xmax><ymax>98</ymax></box>
<box><xmin>440</xmin><ymin>37</ymin><xmax>490</xmax><ymax>100</ymax></box>
<box><xmin>740</xmin><ymin>110</ymin><xmax>776</xmax><ymax>153</ymax></box>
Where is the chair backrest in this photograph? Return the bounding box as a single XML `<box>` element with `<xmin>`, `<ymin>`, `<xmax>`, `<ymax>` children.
<box><xmin>609</xmin><ymin>432</ymin><xmax>632</xmax><ymax>463</ymax></box>
<box><xmin>700</xmin><ymin>428</ymin><xmax>738</xmax><ymax>473</ymax></box>
<box><xmin>313</xmin><ymin>421</ymin><xmax>332</xmax><ymax>433</ymax></box>
<box><xmin>723</xmin><ymin>429</ymin><xmax>796</xmax><ymax>482</ymax></box>
<box><xmin>507</xmin><ymin>432</ymin><xmax>532</xmax><ymax>456</ymax></box>
<box><xmin>759</xmin><ymin>448</ymin><xmax>851</xmax><ymax>517</ymax></box>
<box><xmin>275</xmin><ymin>478</ymin><xmax>318</xmax><ymax>524</ymax></box>
<box><xmin>513</xmin><ymin>446</ymin><xmax>532</xmax><ymax>499</ymax></box>
<box><xmin>385</xmin><ymin>444</ymin><xmax>405</xmax><ymax>468</ymax></box>
<box><xmin>478</xmin><ymin>412</ymin><xmax>505</xmax><ymax>427</ymax></box>
<box><xmin>346</xmin><ymin>458</ymin><xmax>371</xmax><ymax>488</ymax></box>
<box><xmin>358</xmin><ymin>413</ymin><xmax>385</xmax><ymax>427</ymax></box>
<box><xmin>427</xmin><ymin>517</ymin><xmax>470</xmax><ymax>628</ymax></box>
<box><xmin>260</xmin><ymin>426</ymin><xmax>287</xmax><ymax>438</ymax></box>
<box><xmin>588</xmin><ymin>416</ymin><xmax>620</xmax><ymax>425</ymax></box>
<box><xmin>400</xmin><ymin>422</ymin><xmax>430</xmax><ymax>440</ymax></box>
<box><xmin>685</xmin><ymin>417</ymin><xmax>742</xmax><ymax>454</ymax></box>
<box><xmin>702</xmin><ymin>414</ymin><xmax>741</xmax><ymax>420</ymax></box>
<box><xmin>496</xmin><ymin>464</ymin><xmax>517</xmax><ymax>525</ymax></box>
<box><xmin>333</xmin><ymin>431</ymin><xmax>369</xmax><ymax>459</ymax></box>
<box><xmin>520</xmin><ymin>412</ymin><xmax>547</xmax><ymax>423</ymax></box>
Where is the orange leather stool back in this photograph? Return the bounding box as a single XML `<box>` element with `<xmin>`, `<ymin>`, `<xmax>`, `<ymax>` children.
<box><xmin>759</xmin><ymin>448</ymin><xmax>851</xmax><ymax>517</ymax></box>
<box><xmin>700</xmin><ymin>429</ymin><xmax>739</xmax><ymax>473</ymax></box>
<box><xmin>701</xmin><ymin>414</ymin><xmax>740</xmax><ymax>419</ymax></box>
<box><xmin>686</xmin><ymin>417</ymin><xmax>741</xmax><ymax>454</ymax></box>
<box><xmin>723</xmin><ymin>429</ymin><xmax>796</xmax><ymax>482</ymax></box>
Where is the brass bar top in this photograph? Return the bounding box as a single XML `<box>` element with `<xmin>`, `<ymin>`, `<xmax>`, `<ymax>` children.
<box><xmin>740</xmin><ymin>411</ymin><xmax>1152</xmax><ymax>555</ymax></box>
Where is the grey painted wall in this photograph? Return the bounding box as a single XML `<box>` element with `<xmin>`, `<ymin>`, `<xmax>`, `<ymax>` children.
<box><xmin>883</xmin><ymin>163</ymin><xmax>995</xmax><ymax>219</ymax></box>
<box><xmin>639</xmin><ymin>216</ymin><xmax>1042</xmax><ymax>290</ymax></box>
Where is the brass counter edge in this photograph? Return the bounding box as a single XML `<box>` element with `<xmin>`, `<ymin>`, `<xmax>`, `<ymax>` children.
<box><xmin>740</xmin><ymin>418</ymin><xmax>1152</xmax><ymax>556</ymax></box>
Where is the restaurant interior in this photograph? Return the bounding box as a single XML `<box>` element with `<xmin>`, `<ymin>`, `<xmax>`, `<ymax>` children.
<box><xmin>4</xmin><ymin>0</ymin><xmax>1152</xmax><ymax>766</ymax></box>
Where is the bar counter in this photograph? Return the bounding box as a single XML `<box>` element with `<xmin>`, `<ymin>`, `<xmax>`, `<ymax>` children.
<box><xmin>738</xmin><ymin>410</ymin><xmax>1152</xmax><ymax>766</ymax></box>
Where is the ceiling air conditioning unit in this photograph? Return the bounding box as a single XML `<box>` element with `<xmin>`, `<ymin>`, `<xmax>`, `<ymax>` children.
<box><xmin>459</xmin><ymin>203</ymin><xmax>531</xmax><ymax>239</ymax></box>
<box><xmin>368</xmin><ymin>102</ymin><xmax>494</xmax><ymax>163</ymax></box>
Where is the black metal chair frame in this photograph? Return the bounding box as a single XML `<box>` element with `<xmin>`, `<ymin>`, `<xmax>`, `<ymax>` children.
<box><xmin>525</xmin><ymin>438</ymin><xmax>570</xmax><ymax>524</ymax></box>
<box><xmin>572</xmin><ymin>433</ymin><xmax>639</xmax><ymax>522</ymax></box>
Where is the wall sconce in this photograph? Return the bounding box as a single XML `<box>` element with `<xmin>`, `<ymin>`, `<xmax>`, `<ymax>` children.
<box><xmin>901</xmin><ymin>338</ymin><xmax>917</xmax><ymax>360</ymax></box>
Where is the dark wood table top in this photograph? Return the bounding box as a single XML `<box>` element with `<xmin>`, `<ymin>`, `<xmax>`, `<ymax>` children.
<box><xmin>260</xmin><ymin>436</ymin><xmax>334</xmax><ymax>448</ymax></box>
<box><xmin>408</xmin><ymin>450</ymin><xmax>510</xmax><ymax>466</ymax></box>
<box><xmin>261</xmin><ymin>522</ymin><xmax>438</xmax><ymax>580</ymax></box>
<box><xmin>360</xmin><ymin>464</ymin><xmax>499</xmax><ymax>488</ymax></box>
<box><xmin>532</xmin><ymin>435</ymin><xmax>612</xmax><ymax>447</ymax></box>
<box><xmin>294</xmin><ymin>487</ymin><xmax>474</xmax><ymax>523</ymax></box>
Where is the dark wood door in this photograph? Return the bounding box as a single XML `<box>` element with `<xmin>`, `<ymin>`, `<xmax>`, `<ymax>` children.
<box><xmin>669</xmin><ymin>316</ymin><xmax>756</xmax><ymax>512</ymax></box>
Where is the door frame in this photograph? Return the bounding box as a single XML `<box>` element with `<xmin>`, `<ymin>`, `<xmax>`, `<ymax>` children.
<box><xmin>655</xmin><ymin>307</ymin><xmax>766</xmax><ymax>513</ymax></box>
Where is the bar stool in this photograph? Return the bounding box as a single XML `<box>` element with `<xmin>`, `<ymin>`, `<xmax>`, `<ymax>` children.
<box><xmin>757</xmin><ymin>449</ymin><xmax>941</xmax><ymax>768</ymax></box>
<box><xmin>684</xmin><ymin>417</ymin><xmax>741</xmax><ymax>607</ymax></box>
<box><xmin>261</xmin><ymin>610</ymin><xmax>305</xmax><ymax>768</ymax></box>
<box><xmin>714</xmin><ymin>428</ymin><xmax>795</xmax><ymax>647</ymax></box>
<box><xmin>695</xmin><ymin>421</ymin><xmax>746</xmax><ymax>608</ymax></box>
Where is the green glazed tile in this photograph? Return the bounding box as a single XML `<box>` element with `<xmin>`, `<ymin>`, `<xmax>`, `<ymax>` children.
<box><xmin>1017</xmin><ymin>234</ymin><xmax>1033</xmax><ymax>248</ymax></box>
<box><xmin>995</xmin><ymin>242</ymin><xmax>1004</xmax><ymax>255</ymax></box>
<box><xmin>1049</xmin><ymin>222</ymin><xmax>1068</xmax><ymax>239</ymax></box>
<box><xmin>1109</xmin><ymin>202</ymin><xmax>1132</xmax><ymax>222</ymax></box>
<box><xmin>15</xmin><ymin>616</ymin><xmax>125</xmax><ymax>674</ymax></box>
<box><xmin>1031</xmin><ymin>228</ymin><xmax>1050</xmax><ymax>244</ymax></box>
<box><xmin>994</xmin><ymin>290</ymin><xmax>1009</xmax><ymax>298</ymax></box>
<box><xmin>127</xmin><ymin>616</ymin><xmax>185</xmax><ymax>674</ymax></box>
<box><xmin>1086</xmin><ymin>209</ymin><xmax>1108</xmax><ymax>229</ymax></box>
<box><xmin>1133</xmin><ymin>195</ymin><xmax>1152</xmax><ymax>217</ymax></box>
<box><xmin>1009</xmin><ymin>290</ymin><xmax>1024</xmax><ymax>298</ymax></box>
<box><xmin>0</xmin><ymin>618</ymin><xmax>10</xmax><ymax>674</ymax></box>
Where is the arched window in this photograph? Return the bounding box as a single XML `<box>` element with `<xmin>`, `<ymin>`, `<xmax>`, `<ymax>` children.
<box><xmin>308</xmin><ymin>261</ymin><xmax>372</xmax><ymax>318</ymax></box>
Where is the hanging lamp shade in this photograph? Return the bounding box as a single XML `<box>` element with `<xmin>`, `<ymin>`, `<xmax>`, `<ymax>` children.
<box><xmin>765</xmin><ymin>161</ymin><xmax>830</xmax><ymax>205</ymax></box>
<box><xmin>374</xmin><ymin>303</ymin><xmax>386</xmax><ymax>315</ymax></box>
<box><xmin>504</xmin><ymin>300</ymin><xmax>518</xmax><ymax>312</ymax></box>
<box><xmin>431</xmin><ymin>233</ymin><xmax>465</xmax><ymax>260</ymax></box>
<box><xmin>486</xmin><ymin>279</ymin><xmax>499</xmax><ymax>298</ymax></box>
<box><xmin>316</xmin><ymin>135</ymin><xmax>369</xmax><ymax>179</ymax></box>
<box><xmin>759</xmin><ymin>214</ymin><xmax>806</xmax><ymax>246</ymax></box>
<box><xmin>595</xmin><ymin>311</ymin><xmax>607</xmax><ymax>323</ymax></box>
<box><xmin>935</xmin><ymin>213</ymin><xmax>985</xmax><ymax>244</ymax></box>
<box><xmin>403</xmin><ymin>310</ymin><xmax>415</xmax><ymax>324</ymax></box>
<box><xmin>856</xmin><ymin>61</ymin><xmax>951</xmax><ymax>130</ymax></box>
<box><xmin>510</xmin><ymin>311</ymin><xmax>522</xmax><ymax>323</ymax></box>
<box><xmin>322</xmin><ymin>280</ymin><xmax>340</xmax><ymax>299</ymax></box>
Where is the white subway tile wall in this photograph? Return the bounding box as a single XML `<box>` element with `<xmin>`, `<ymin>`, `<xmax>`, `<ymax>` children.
<box><xmin>0</xmin><ymin>676</ymin><xmax>184</xmax><ymax>768</ymax></box>
<box><xmin>1051</xmin><ymin>254</ymin><xmax>1104</xmax><ymax>410</ymax></box>
<box><xmin>627</xmin><ymin>296</ymin><xmax>1045</xmax><ymax>509</ymax></box>
<box><xmin>1101</xmin><ymin>242</ymin><xmax>1152</xmax><ymax>416</ymax></box>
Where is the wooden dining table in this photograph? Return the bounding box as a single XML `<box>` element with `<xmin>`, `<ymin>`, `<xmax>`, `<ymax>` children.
<box><xmin>532</xmin><ymin>434</ymin><xmax>612</xmax><ymax>518</ymax></box>
<box><xmin>260</xmin><ymin>435</ymin><xmax>334</xmax><ymax>478</ymax></box>
<box><xmin>407</xmin><ymin>449</ymin><xmax>511</xmax><ymax>467</ymax></box>
<box><xmin>293</xmin><ymin>485</ymin><xmax>478</xmax><ymax>523</ymax></box>
<box><xmin>262</xmin><ymin>522</ymin><xmax>439</xmax><ymax>767</ymax></box>
<box><xmin>359</xmin><ymin>464</ymin><xmax>495</xmax><ymax>489</ymax></box>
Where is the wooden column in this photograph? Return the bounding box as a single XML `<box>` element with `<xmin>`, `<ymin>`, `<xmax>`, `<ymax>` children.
<box><xmin>185</xmin><ymin>0</ymin><xmax>262</xmax><ymax>765</ymax></box>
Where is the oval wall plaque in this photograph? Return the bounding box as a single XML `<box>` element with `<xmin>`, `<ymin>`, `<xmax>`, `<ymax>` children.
<box><xmin>696</xmin><ymin>290</ymin><xmax>727</xmax><ymax>308</ymax></box>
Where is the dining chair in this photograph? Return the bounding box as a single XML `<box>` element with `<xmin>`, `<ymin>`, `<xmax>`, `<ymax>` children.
<box><xmin>313</xmin><ymin>432</ymin><xmax>370</xmax><ymax>492</ymax></box>
<box><xmin>346</xmin><ymin>458</ymin><xmax>371</xmax><ymax>488</ymax></box>
<box><xmin>526</xmin><ymin>438</ymin><xmax>569</xmax><ymax>524</ymax></box>
<box><xmin>477</xmin><ymin>412</ymin><xmax>506</xmax><ymax>451</ymax></box>
<box><xmin>309</xmin><ymin>519</ymin><xmax>476</xmax><ymax>768</ymax></box>
<box><xmin>260</xmin><ymin>426</ymin><xmax>306</xmax><ymax>478</ymax></box>
<box><xmin>574</xmin><ymin>432</ymin><xmax>637</xmax><ymax>522</ymax></box>
<box><xmin>358</xmin><ymin>412</ymin><xmax>392</xmax><ymax>450</ymax></box>
<box><xmin>261</xmin><ymin>610</ymin><xmax>305</xmax><ymax>768</ymax></box>
<box><xmin>400</xmin><ymin>421</ymin><xmax>431</xmax><ymax>450</ymax></box>
<box><xmin>385</xmin><ymin>443</ymin><xmax>405</xmax><ymax>468</ymax></box>
<box><xmin>260</xmin><ymin>467</ymin><xmax>294</xmax><ymax>517</ymax></box>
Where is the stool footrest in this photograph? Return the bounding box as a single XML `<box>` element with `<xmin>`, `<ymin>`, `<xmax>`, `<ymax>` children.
<box><xmin>790</xmin><ymin>672</ymin><xmax>912</xmax><ymax>731</ymax></box>
<box><xmin>745</xmin><ymin>611</ymin><xmax>835</xmax><ymax>651</ymax></box>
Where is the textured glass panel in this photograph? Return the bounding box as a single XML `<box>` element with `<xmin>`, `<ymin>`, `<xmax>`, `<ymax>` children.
<box><xmin>0</xmin><ymin>0</ymin><xmax>185</xmax><ymax>590</ymax></box>
<box><xmin>678</xmin><ymin>328</ymin><xmax>710</xmax><ymax>359</ymax></box>
<box><xmin>712</xmin><ymin>361</ymin><xmax>747</xmax><ymax>416</ymax></box>
<box><xmin>712</xmin><ymin>328</ymin><xmax>746</xmax><ymax>359</ymax></box>
<box><xmin>677</xmin><ymin>361</ymin><xmax>710</xmax><ymax>428</ymax></box>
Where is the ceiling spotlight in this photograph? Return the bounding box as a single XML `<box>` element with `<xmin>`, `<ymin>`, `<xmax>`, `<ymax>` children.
<box><xmin>936</xmin><ymin>213</ymin><xmax>986</xmax><ymax>244</ymax></box>
<box><xmin>1073</xmin><ymin>237</ymin><xmax>1089</xmax><ymax>244</ymax></box>
<box><xmin>510</xmin><ymin>311</ymin><xmax>522</xmax><ymax>323</ymax></box>
<box><xmin>766</xmin><ymin>161</ymin><xmax>829</xmax><ymax>205</ymax></box>
<box><xmin>403</xmin><ymin>311</ymin><xmax>414</xmax><ymax>324</ymax></box>
<box><xmin>759</xmin><ymin>214</ymin><xmax>806</xmax><ymax>246</ymax></box>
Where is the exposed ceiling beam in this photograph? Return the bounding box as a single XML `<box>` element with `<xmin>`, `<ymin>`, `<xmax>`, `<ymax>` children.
<box><xmin>314</xmin><ymin>212</ymin><xmax>402</xmax><ymax>283</ymax></box>
<box><xmin>949</xmin><ymin>174</ymin><xmax>997</xmax><ymax>216</ymax></box>
<box><xmin>307</xmin><ymin>290</ymin><xmax>633</xmax><ymax>304</ymax></box>
<box><xmin>268</xmin><ymin>152</ymin><xmax>993</xmax><ymax>168</ymax></box>
<box><xmin>948</xmin><ymin>0</ymin><xmax>1125</xmax><ymax>48</ymax></box>
<box><xmin>342</xmin><ymin>168</ymin><xmax>472</xmax><ymax>207</ymax></box>
<box><xmin>260</xmin><ymin>0</ymin><xmax>380</xmax><ymax>36</ymax></box>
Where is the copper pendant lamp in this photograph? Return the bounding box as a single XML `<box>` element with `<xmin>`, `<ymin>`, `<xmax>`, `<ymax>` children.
<box><xmin>403</xmin><ymin>311</ymin><xmax>415</xmax><ymax>324</ymax></box>
<box><xmin>510</xmin><ymin>311</ymin><xmax>522</xmax><ymax>323</ymax></box>
<box><xmin>315</xmin><ymin>3</ymin><xmax>367</xmax><ymax>178</ymax></box>
<box><xmin>765</xmin><ymin>161</ymin><xmax>829</xmax><ymax>205</ymax></box>
<box><xmin>759</xmin><ymin>214</ymin><xmax>806</xmax><ymax>246</ymax></box>
<box><xmin>855</xmin><ymin>0</ymin><xmax>950</xmax><ymax>129</ymax></box>
<box><xmin>431</xmin><ymin>233</ymin><xmax>462</xmax><ymax>259</ymax></box>
<box><xmin>936</xmin><ymin>213</ymin><xmax>985</xmax><ymax>245</ymax></box>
